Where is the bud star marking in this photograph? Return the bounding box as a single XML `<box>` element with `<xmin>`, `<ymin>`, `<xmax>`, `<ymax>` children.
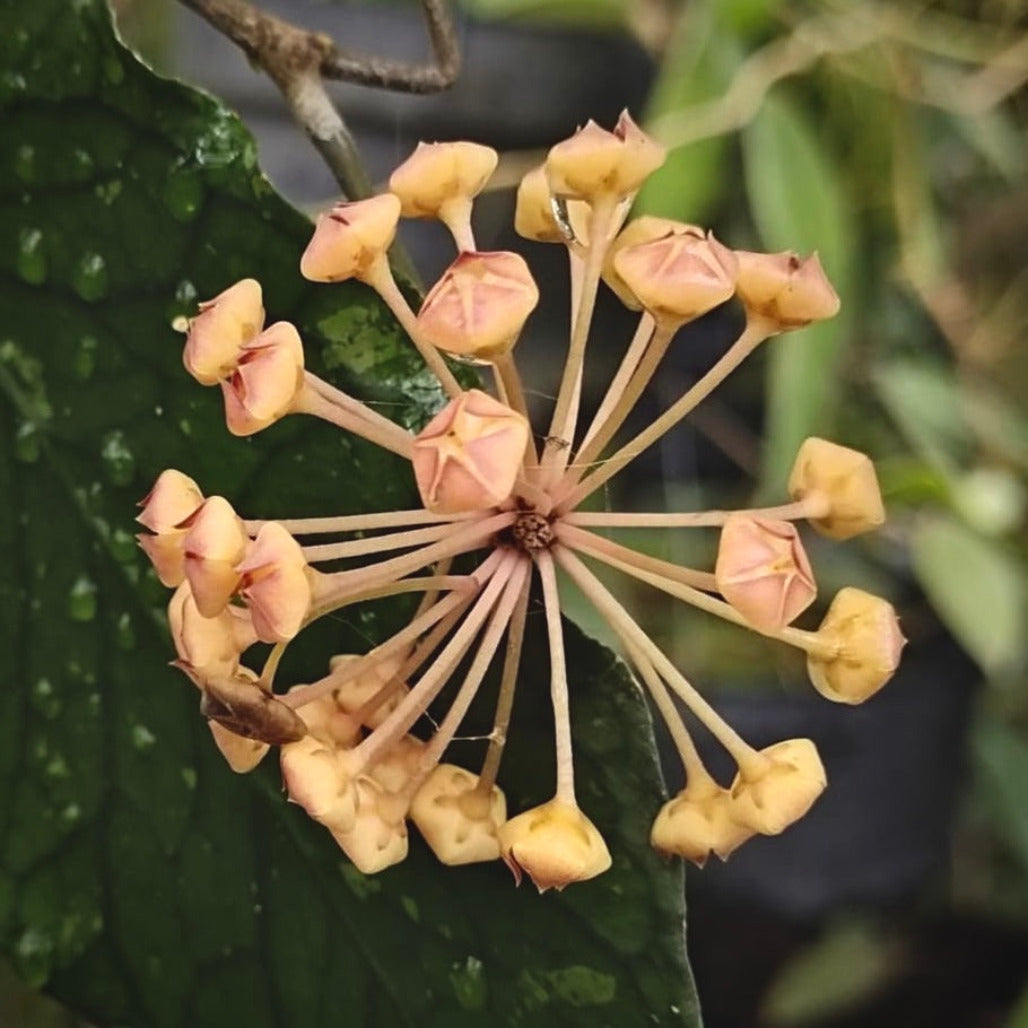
<box><xmin>138</xmin><ymin>114</ymin><xmax>904</xmax><ymax>888</ymax></box>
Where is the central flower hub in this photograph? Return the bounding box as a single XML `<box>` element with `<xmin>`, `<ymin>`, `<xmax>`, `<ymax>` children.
<box><xmin>511</xmin><ymin>511</ymin><xmax>554</xmax><ymax>552</ymax></box>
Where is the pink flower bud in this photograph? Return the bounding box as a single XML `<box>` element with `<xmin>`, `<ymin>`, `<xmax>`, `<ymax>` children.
<box><xmin>237</xmin><ymin>522</ymin><xmax>312</xmax><ymax>643</ymax></box>
<box><xmin>715</xmin><ymin>515</ymin><xmax>817</xmax><ymax>633</ymax></box>
<box><xmin>167</xmin><ymin>582</ymin><xmax>257</xmax><ymax>675</ymax></box>
<box><xmin>410</xmin><ymin>764</ymin><xmax>507</xmax><ymax>865</ymax></box>
<box><xmin>788</xmin><ymin>438</ymin><xmax>885</xmax><ymax>540</ymax></box>
<box><xmin>546</xmin><ymin>111</ymin><xmax>665</xmax><ymax>202</ymax></box>
<box><xmin>650</xmin><ymin>781</ymin><xmax>754</xmax><ymax>866</ymax></box>
<box><xmin>388</xmin><ymin>141</ymin><xmax>498</xmax><ymax>219</ymax></box>
<box><xmin>613</xmin><ymin>228</ymin><xmax>737</xmax><ymax>326</ymax></box>
<box><xmin>808</xmin><ymin>588</ymin><xmax>905</xmax><ymax>704</ymax></box>
<box><xmin>181</xmin><ymin>496</ymin><xmax>249</xmax><ymax>618</ymax></box>
<box><xmin>287</xmin><ymin>685</ymin><xmax>362</xmax><ymax>749</ymax></box>
<box><xmin>366</xmin><ymin>734</ymin><xmax>425</xmax><ymax>795</ymax></box>
<box><xmin>498</xmin><ymin>798</ymin><xmax>611</xmax><ymax>892</ymax></box>
<box><xmin>603</xmin><ymin>216</ymin><xmax>699</xmax><ymax>310</ymax></box>
<box><xmin>221</xmin><ymin>321</ymin><xmax>305</xmax><ymax>437</ymax></box>
<box><xmin>136</xmin><ymin>469</ymin><xmax>204</xmax><ymax>533</ymax></box>
<box><xmin>514</xmin><ymin>164</ymin><xmax>589</xmax><ymax>244</ymax></box>
<box><xmin>729</xmin><ymin>739</ymin><xmax>826</xmax><ymax>836</ymax></box>
<box><xmin>299</xmin><ymin>194</ymin><xmax>402</xmax><ymax>283</ymax></box>
<box><xmin>328</xmin><ymin>653</ymin><xmax>409</xmax><ymax>729</ymax></box>
<box><xmin>136</xmin><ymin>470</ymin><xmax>206</xmax><ymax>587</ymax></box>
<box><xmin>415</xmin><ymin>251</ymin><xmax>539</xmax><ymax>360</ymax></box>
<box><xmin>209</xmin><ymin>721</ymin><xmax>269</xmax><ymax>774</ymax></box>
<box><xmin>735</xmin><ymin>250</ymin><xmax>840</xmax><ymax>329</ymax></box>
<box><xmin>183</xmin><ymin>279</ymin><xmax>264</xmax><ymax>386</ymax></box>
<box><xmin>412</xmin><ymin>389</ymin><xmax>529</xmax><ymax>513</ymax></box>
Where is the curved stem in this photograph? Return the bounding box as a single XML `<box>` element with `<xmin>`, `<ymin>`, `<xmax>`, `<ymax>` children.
<box><xmin>564</xmin><ymin>495</ymin><xmax>831</xmax><ymax>529</ymax></box>
<box><xmin>244</xmin><ymin>508</ymin><xmax>475</xmax><ymax>537</ymax></box>
<box><xmin>301</xmin><ymin>518</ymin><xmax>480</xmax><ymax>563</ymax></box>
<box><xmin>304</xmin><ymin>371</ymin><xmax>413</xmax><ymax>441</ymax></box>
<box><xmin>294</xmin><ymin>386</ymin><xmax>414</xmax><ymax>458</ymax></box>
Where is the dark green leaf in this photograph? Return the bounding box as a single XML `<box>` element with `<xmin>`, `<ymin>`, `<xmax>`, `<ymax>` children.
<box><xmin>0</xmin><ymin>1</ymin><xmax>698</xmax><ymax>1025</ymax></box>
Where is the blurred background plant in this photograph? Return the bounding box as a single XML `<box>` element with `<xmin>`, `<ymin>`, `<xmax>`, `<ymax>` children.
<box><xmin>8</xmin><ymin>0</ymin><xmax>1027</xmax><ymax>1024</ymax></box>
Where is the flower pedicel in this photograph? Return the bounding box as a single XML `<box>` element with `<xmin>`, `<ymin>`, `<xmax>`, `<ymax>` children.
<box><xmin>138</xmin><ymin>112</ymin><xmax>904</xmax><ymax>890</ymax></box>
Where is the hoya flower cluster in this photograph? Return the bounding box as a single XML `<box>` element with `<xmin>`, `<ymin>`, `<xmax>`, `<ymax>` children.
<box><xmin>138</xmin><ymin>114</ymin><xmax>904</xmax><ymax>890</ymax></box>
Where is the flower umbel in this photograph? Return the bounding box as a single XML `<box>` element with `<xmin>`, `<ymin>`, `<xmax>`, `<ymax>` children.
<box><xmin>142</xmin><ymin>112</ymin><xmax>902</xmax><ymax>888</ymax></box>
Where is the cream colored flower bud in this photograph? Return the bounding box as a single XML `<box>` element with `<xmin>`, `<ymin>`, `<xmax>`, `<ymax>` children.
<box><xmin>209</xmin><ymin>721</ymin><xmax>269</xmax><ymax>774</ymax></box>
<box><xmin>136</xmin><ymin>469</ymin><xmax>204</xmax><ymax>533</ymax></box>
<box><xmin>183</xmin><ymin>278</ymin><xmax>264</xmax><ymax>386</ymax></box>
<box><xmin>807</xmin><ymin>588</ymin><xmax>905</xmax><ymax>704</ymax></box>
<box><xmin>389</xmin><ymin>140</ymin><xmax>498</xmax><ymax>220</ymax></box>
<box><xmin>168</xmin><ymin>582</ymin><xmax>257</xmax><ymax>675</ymax></box>
<box><xmin>603</xmin><ymin>216</ymin><xmax>699</xmax><ymax>310</ymax></box>
<box><xmin>221</xmin><ymin>321</ymin><xmax>305</xmax><ymax>437</ymax></box>
<box><xmin>415</xmin><ymin>251</ymin><xmax>539</xmax><ymax>360</ymax></box>
<box><xmin>287</xmin><ymin>685</ymin><xmax>361</xmax><ymax>749</ymax></box>
<box><xmin>715</xmin><ymin>514</ymin><xmax>817</xmax><ymax>633</ymax></box>
<box><xmin>328</xmin><ymin>653</ymin><xmax>409</xmax><ymax>729</ymax></box>
<box><xmin>299</xmin><ymin>194</ymin><xmax>402</xmax><ymax>283</ymax></box>
<box><xmin>788</xmin><ymin>438</ymin><xmax>885</xmax><ymax>540</ymax></box>
<box><xmin>330</xmin><ymin>776</ymin><xmax>409</xmax><ymax>874</ymax></box>
<box><xmin>281</xmin><ymin>735</ymin><xmax>359</xmax><ymax>833</ymax></box>
<box><xmin>366</xmin><ymin>734</ymin><xmax>425</xmax><ymax>795</ymax></box>
<box><xmin>735</xmin><ymin>250</ymin><xmax>840</xmax><ymax>330</ymax></box>
<box><xmin>514</xmin><ymin>165</ymin><xmax>589</xmax><ymax>244</ymax></box>
<box><xmin>412</xmin><ymin>389</ymin><xmax>529</xmax><ymax>514</ymax></box>
<box><xmin>193</xmin><ymin>665</ymin><xmax>308</xmax><ymax>746</ymax></box>
<box><xmin>650</xmin><ymin>782</ymin><xmax>754</xmax><ymax>866</ymax></box>
<box><xmin>613</xmin><ymin>229</ymin><xmax>737</xmax><ymax>326</ymax></box>
<box><xmin>498</xmin><ymin>798</ymin><xmax>611</xmax><ymax>892</ymax></box>
<box><xmin>237</xmin><ymin>522</ymin><xmax>312</xmax><ymax>644</ymax></box>
<box><xmin>729</xmin><ymin>739</ymin><xmax>826</xmax><ymax>836</ymax></box>
<box><xmin>181</xmin><ymin>496</ymin><xmax>249</xmax><ymax>618</ymax></box>
<box><xmin>411</xmin><ymin>764</ymin><xmax>507</xmax><ymax>865</ymax></box>
<box><xmin>546</xmin><ymin>111</ymin><xmax>665</xmax><ymax>202</ymax></box>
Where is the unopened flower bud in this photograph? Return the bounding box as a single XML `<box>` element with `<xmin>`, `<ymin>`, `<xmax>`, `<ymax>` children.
<box><xmin>498</xmin><ymin>798</ymin><xmax>611</xmax><ymax>891</ymax></box>
<box><xmin>808</xmin><ymin>588</ymin><xmax>905</xmax><ymax>704</ymax></box>
<box><xmin>613</xmin><ymin>229</ymin><xmax>737</xmax><ymax>326</ymax></box>
<box><xmin>389</xmin><ymin>141</ymin><xmax>498</xmax><ymax>220</ymax></box>
<box><xmin>237</xmin><ymin>522</ymin><xmax>311</xmax><ymax>644</ymax></box>
<box><xmin>729</xmin><ymin>739</ymin><xmax>826</xmax><ymax>835</ymax></box>
<box><xmin>715</xmin><ymin>514</ymin><xmax>817</xmax><ymax>633</ymax></box>
<box><xmin>602</xmin><ymin>216</ymin><xmax>698</xmax><ymax>310</ymax></box>
<box><xmin>411</xmin><ymin>764</ymin><xmax>507</xmax><ymax>865</ymax></box>
<box><xmin>514</xmin><ymin>165</ymin><xmax>589</xmax><ymax>244</ymax></box>
<box><xmin>190</xmin><ymin>664</ymin><xmax>308</xmax><ymax>745</ymax></box>
<box><xmin>415</xmin><ymin>251</ymin><xmax>539</xmax><ymax>360</ymax></box>
<box><xmin>168</xmin><ymin>582</ymin><xmax>257</xmax><ymax>674</ymax></box>
<box><xmin>209</xmin><ymin>720</ymin><xmax>269</xmax><ymax>774</ymax></box>
<box><xmin>328</xmin><ymin>653</ymin><xmax>409</xmax><ymax>729</ymax></box>
<box><xmin>136</xmin><ymin>470</ymin><xmax>206</xmax><ymax>587</ymax></box>
<box><xmin>287</xmin><ymin>685</ymin><xmax>361</xmax><ymax>749</ymax></box>
<box><xmin>181</xmin><ymin>496</ymin><xmax>248</xmax><ymax>618</ymax></box>
<box><xmin>788</xmin><ymin>438</ymin><xmax>885</xmax><ymax>540</ymax></box>
<box><xmin>299</xmin><ymin>194</ymin><xmax>402</xmax><ymax>283</ymax></box>
<box><xmin>221</xmin><ymin>321</ymin><xmax>305</xmax><ymax>437</ymax></box>
<box><xmin>650</xmin><ymin>781</ymin><xmax>754</xmax><ymax>866</ymax></box>
<box><xmin>546</xmin><ymin>111</ymin><xmax>665</xmax><ymax>202</ymax></box>
<box><xmin>735</xmin><ymin>250</ymin><xmax>840</xmax><ymax>330</ymax></box>
<box><xmin>366</xmin><ymin>734</ymin><xmax>425</xmax><ymax>795</ymax></box>
<box><xmin>330</xmin><ymin>776</ymin><xmax>409</xmax><ymax>874</ymax></box>
<box><xmin>412</xmin><ymin>389</ymin><xmax>529</xmax><ymax>513</ymax></box>
<box><xmin>281</xmin><ymin>735</ymin><xmax>359</xmax><ymax>833</ymax></box>
<box><xmin>183</xmin><ymin>279</ymin><xmax>264</xmax><ymax>386</ymax></box>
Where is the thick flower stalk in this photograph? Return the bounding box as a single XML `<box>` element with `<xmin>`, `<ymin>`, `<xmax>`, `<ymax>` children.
<box><xmin>138</xmin><ymin>113</ymin><xmax>904</xmax><ymax>888</ymax></box>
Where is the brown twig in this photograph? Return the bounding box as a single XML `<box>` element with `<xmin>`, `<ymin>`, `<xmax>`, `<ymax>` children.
<box><xmin>176</xmin><ymin>0</ymin><xmax>460</xmax><ymax>200</ymax></box>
